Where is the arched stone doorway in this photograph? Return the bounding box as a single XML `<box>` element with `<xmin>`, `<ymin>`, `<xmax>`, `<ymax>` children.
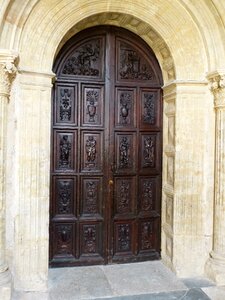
<box><xmin>2</xmin><ymin>0</ymin><xmax>224</xmax><ymax>293</ymax></box>
<box><xmin>49</xmin><ymin>26</ymin><xmax>163</xmax><ymax>267</ymax></box>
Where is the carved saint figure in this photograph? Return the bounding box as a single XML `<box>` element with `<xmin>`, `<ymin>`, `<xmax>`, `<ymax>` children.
<box><xmin>144</xmin><ymin>136</ymin><xmax>154</xmax><ymax>165</ymax></box>
<box><xmin>86</xmin><ymin>90</ymin><xmax>98</xmax><ymax>122</ymax></box>
<box><xmin>86</xmin><ymin>136</ymin><xmax>96</xmax><ymax>162</ymax></box>
<box><xmin>59</xmin><ymin>135</ymin><xmax>71</xmax><ymax>167</ymax></box>
<box><xmin>119</xmin><ymin>137</ymin><xmax>129</xmax><ymax>168</ymax></box>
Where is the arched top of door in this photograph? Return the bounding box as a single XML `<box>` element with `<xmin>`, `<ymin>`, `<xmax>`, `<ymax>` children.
<box><xmin>54</xmin><ymin>26</ymin><xmax>163</xmax><ymax>87</ymax></box>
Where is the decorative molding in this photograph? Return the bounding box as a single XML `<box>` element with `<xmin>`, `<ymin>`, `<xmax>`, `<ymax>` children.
<box><xmin>207</xmin><ymin>72</ymin><xmax>225</xmax><ymax>108</ymax></box>
<box><xmin>0</xmin><ymin>51</ymin><xmax>18</xmax><ymax>97</ymax></box>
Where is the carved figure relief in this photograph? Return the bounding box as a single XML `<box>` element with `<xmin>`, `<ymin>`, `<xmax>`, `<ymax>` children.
<box><xmin>57</xmin><ymin>180</ymin><xmax>72</xmax><ymax>214</ymax></box>
<box><xmin>119</xmin><ymin>43</ymin><xmax>153</xmax><ymax>80</ymax></box>
<box><xmin>83</xmin><ymin>225</ymin><xmax>97</xmax><ymax>253</ymax></box>
<box><xmin>85</xmin><ymin>181</ymin><xmax>97</xmax><ymax>213</ymax></box>
<box><xmin>141</xmin><ymin>222</ymin><xmax>153</xmax><ymax>250</ymax></box>
<box><xmin>86</xmin><ymin>89</ymin><xmax>98</xmax><ymax>122</ymax></box>
<box><xmin>118</xmin><ymin>224</ymin><xmax>131</xmax><ymax>251</ymax></box>
<box><xmin>119</xmin><ymin>137</ymin><xmax>130</xmax><ymax>168</ymax></box>
<box><xmin>86</xmin><ymin>136</ymin><xmax>97</xmax><ymax>164</ymax></box>
<box><xmin>143</xmin><ymin>93</ymin><xmax>155</xmax><ymax>124</ymax></box>
<box><xmin>142</xmin><ymin>180</ymin><xmax>153</xmax><ymax>211</ymax></box>
<box><xmin>57</xmin><ymin>225</ymin><xmax>72</xmax><ymax>254</ymax></box>
<box><xmin>62</xmin><ymin>40</ymin><xmax>100</xmax><ymax>76</ymax></box>
<box><xmin>59</xmin><ymin>135</ymin><xmax>72</xmax><ymax>168</ymax></box>
<box><xmin>144</xmin><ymin>136</ymin><xmax>154</xmax><ymax>166</ymax></box>
<box><xmin>60</xmin><ymin>89</ymin><xmax>72</xmax><ymax>121</ymax></box>
<box><xmin>117</xmin><ymin>181</ymin><xmax>130</xmax><ymax>213</ymax></box>
<box><xmin>120</xmin><ymin>92</ymin><xmax>131</xmax><ymax>124</ymax></box>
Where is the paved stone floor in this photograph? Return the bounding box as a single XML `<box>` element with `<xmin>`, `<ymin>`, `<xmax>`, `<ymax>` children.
<box><xmin>12</xmin><ymin>261</ymin><xmax>225</xmax><ymax>299</ymax></box>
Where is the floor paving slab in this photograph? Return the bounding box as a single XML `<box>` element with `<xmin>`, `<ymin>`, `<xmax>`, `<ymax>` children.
<box><xmin>49</xmin><ymin>266</ymin><xmax>114</xmax><ymax>299</ymax></box>
<box><xmin>93</xmin><ymin>288</ymin><xmax>210</xmax><ymax>300</ymax></box>
<box><xmin>202</xmin><ymin>286</ymin><xmax>225</xmax><ymax>300</ymax></box>
<box><xmin>12</xmin><ymin>261</ymin><xmax>220</xmax><ymax>300</ymax></box>
<box><xmin>182</xmin><ymin>277</ymin><xmax>216</xmax><ymax>289</ymax></box>
<box><xmin>100</xmin><ymin>261</ymin><xmax>187</xmax><ymax>296</ymax></box>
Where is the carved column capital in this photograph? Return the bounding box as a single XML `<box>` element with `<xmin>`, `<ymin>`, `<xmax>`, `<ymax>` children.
<box><xmin>207</xmin><ymin>71</ymin><xmax>225</xmax><ymax>108</ymax></box>
<box><xmin>0</xmin><ymin>51</ymin><xmax>18</xmax><ymax>97</ymax></box>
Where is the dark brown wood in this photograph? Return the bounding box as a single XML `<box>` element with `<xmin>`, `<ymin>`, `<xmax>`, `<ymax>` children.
<box><xmin>49</xmin><ymin>26</ymin><xmax>163</xmax><ymax>267</ymax></box>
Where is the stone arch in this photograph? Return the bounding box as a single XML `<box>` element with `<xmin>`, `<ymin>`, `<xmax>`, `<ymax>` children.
<box><xmin>54</xmin><ymin>12</ymin><xmax>175</xmax><ymax>83</ymax></box>
<box><xmin>2</xmin><ymin>0</ymin><xmax>209</xmax><ymax>81</ymax></box>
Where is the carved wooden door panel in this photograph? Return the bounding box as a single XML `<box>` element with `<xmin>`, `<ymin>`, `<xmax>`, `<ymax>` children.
<box><xmin>109</xmin><ymin>36</ymin><xmax>162</xmax><ymax>263</ymax></box>
<box><xmin>50</xmin><ymin>26</ymin><xmax>162</xmax><ymax>267</ymax></box>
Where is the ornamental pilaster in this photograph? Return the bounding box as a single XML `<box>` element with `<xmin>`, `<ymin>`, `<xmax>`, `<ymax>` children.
<box><xmin>0</xmin><ymin>51</ymin><xmax>17</xmax><ymax>275</ymax></box>
<box><xmin>206</xmin><ymin>71</ymin><xmax>225</xmax><ymax>285</ymax></box>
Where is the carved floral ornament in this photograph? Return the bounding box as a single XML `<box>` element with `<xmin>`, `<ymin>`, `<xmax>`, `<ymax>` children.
<box><xmin>208</xmin><ymin>72</ymin><xmax>225</xmax><ymax>108</ymax></box>
<box><xmin>0</xmin><ymin>58</ymin><xmax>17</xmax><ymax>97</ymax></box>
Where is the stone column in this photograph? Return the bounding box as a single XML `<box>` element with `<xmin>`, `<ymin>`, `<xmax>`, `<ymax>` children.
<box><xmin>0</xmin><ymin>51</ymin><xmax>17</xmax><ymax>299</ymax></box>
<box><xmin>206</xmin><ymin>72</ymin><xmax>225</xmax><ymax>285</ymax></box>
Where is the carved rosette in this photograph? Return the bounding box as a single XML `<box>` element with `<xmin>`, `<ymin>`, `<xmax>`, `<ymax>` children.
<box><xmin>208</xmin><ymin>72</ymin><xmax>225</xmax><ymax>108</ymax></box>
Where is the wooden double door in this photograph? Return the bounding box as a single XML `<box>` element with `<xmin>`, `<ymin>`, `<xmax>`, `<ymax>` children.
<box><xmin>50</xmin><ymin>26</ymin><xmax>163</xmax><ymax>267</ymax></box>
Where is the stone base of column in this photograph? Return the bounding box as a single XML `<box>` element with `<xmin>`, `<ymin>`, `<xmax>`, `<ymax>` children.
<box><xmin>0</xmin><ymin>270</ymin><xmax>12</xmax><ymax>300</ymax></box>
<box><xmin>205</xmin><ymin>251</ymin><xmax>225</xmax><ymax>286</ymax></box>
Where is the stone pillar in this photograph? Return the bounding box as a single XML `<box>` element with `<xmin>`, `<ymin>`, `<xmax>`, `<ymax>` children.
<box><xmin>13</xmin><ymin>70</ymin><xmax>53</xmax><ymax>292</ymax></box>
<box><xmin>162</xmin><ymin>81</ymin><xmax>214</xmax><ymax>278</ymax></box>
<box><xmin>0</xmin><ymin>51</ymin><xmax>17</xmax><ymax>299</ymax></box>
<box><xmin>206</xmin><ymin>72</ymin><xmax>225</xmax><ymax>285</ymax></box>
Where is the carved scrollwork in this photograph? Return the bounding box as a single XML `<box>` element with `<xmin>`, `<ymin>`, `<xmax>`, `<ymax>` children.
<box><xmin>83</xmin><ymin>225</ymin><xmax>97</xmax><ymax>253</ymax></box>
<box><xmin>119</xmin><ymin>137</ymin><xmax>130</xmax><ymax>168</ymax></box>
<box><xmin>57</xmin><ymin>180</ymin><xmax>72</xmax><ymax>214</ymax></box>
<box><xmin>141</xmin><ymin>222</ymin><xmax>153</xmax><ymax>250</ymax></box>
<box><xmin>62</xmin><ymin>40</ymin><xmax>100</xmax><ymax>76</ymax></box>
<box><xmin>60</xmin><ymin>89</ymin><xmax>72</xmax><ymax>121</ymax></box>
<box><xmin>143</xmin><ymin>93</ymin><xmax>155</xmax><ymax>124</ymax></box>
<box><xmin>142</xmin><ymin>180</ymin><xmax>153</xmax><ymax>211</ymax></box>
<box><xmin>118</xmin><ymin>181</ymin><xmax>130</xmax><ymax>213</ymax></box>
<box><xmin>118</xmin><ymin>224</ymin><xmax>131</xmax><ymax>251</ymax></box>
<box><xmin>85</xmin><ymin>181</ymin><xmax>97</xmax><ymax>213</ymax></box>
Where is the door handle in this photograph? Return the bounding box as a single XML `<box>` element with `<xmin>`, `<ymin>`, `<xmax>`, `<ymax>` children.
<box><xmin>108</xmin><ymin>179</ymin><xmax>114</xmax><ymax>186</ymax></box>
